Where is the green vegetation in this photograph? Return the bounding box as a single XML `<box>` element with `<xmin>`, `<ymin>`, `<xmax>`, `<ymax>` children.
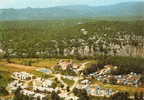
<box><xmin>0</xmin><ymin>19</ymin><xmax>144</xmax><ymax>99</ymax></box>
<box><xmin>61</xmin><ymin>77</ymin><xmax>74</xmax><ymax>86</ymax></box>
<box><xmin>9</xmin><ymin>58</ymin><xmax>63</xmax><ymax>68</ymax></box>
<box><xmin>0</xmin><ymin>20</ymin><xmax>143</xmax><ymax>75</ymax></box>
<box><xmin>0</xmin><ymin>71</ymin><xmax>12</xmax><ymax>96</ymax></box>
<box><xmin>90</xmin><ymin>96</ymin><xmax>109</xmax><ymax>100</ymax></box>
<box><xmin>83</xmin><ymin>56</ymin><xmax>144</xmax><ymax>75</ymax></box>
<box><xmin>104</xmin><ymin>56</ymin><xmax>144</xmax><ymax>74</ymax></box>
<box><xmin>0</xmin><ymin>20</ymin><xmax>144</xmax><ymax>59</ymax></box>
<box><xmin>32</xmin><ymin>71</ymin><xmax>54</xmax><ymax>78</ymax></box>
<box><xmin>0</xmin><ymin>71</ymin><xmax>12</xmax><ymax>87</ymax></box>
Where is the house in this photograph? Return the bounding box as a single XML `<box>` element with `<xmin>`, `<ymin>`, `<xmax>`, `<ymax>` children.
<box><xmin>21</xmin><ymin>89</ymin><xmax>46</xmax><ymax>100</ymax></box>
<box><xmin>12</xmin><ymin>72</ymin><xmax>33</xmax><ymax>80</ymax></box>
<box><xmin>81</xmin><ymin>80</ymin><xmax>90</xmax><ymax>85</ymax></box>
<box><xmin>98</xmin><ymin>65</ymin><xmax>118</xmax><ymax>75</ymax></box>
<box><xmin>7</xmin><ymin>80</ymin><xmax>23</xmax><ymax>93</ymax></box>
<box><xmin>58</xmin><ymin>60</ymin><xmax>73</xmax><ymax>70</ymax></box>
<box><xmin>85</xmin><ymin>85</ymin><xmax>116</xmax><ymax>97</ymax></box>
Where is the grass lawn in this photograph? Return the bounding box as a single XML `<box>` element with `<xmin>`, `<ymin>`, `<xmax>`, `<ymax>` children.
<box><xmin>9</xmin><ymin>58</ymin><xmax>64</xmax><ymax>68</ymax></box>
<box><xmin>61</xmin><ymin>77</ymin><xmax>75</xmax><ymax>86</ymax></box>
<box><xmin>31</xmin><ymin>71</ymin><xmax>54</xmax><ymax>78</ymax></box>
<box><xmin>0</xmin><ymin>71</ymin><xmax>12</xmax><ymax>88</ymax></box>
<box><xmin>7</xmin><ymin>58</ymin><xmax>97</xmax><ymax>68</ymax></box>
<box><xmin>0</xmin><ymin>71</ymin><xmax>13</xmax><ymax>96</ymax></box>
<box><xmin>0</xmin><ymin>63</ymin><xmax>22</xmax><ymax>73</ymax></box>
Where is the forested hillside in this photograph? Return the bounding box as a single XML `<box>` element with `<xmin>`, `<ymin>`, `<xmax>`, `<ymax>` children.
<box><xmin>0</xmin><ymin>20</ymin><xmax>144</xmax><ymax>59</ymax></box>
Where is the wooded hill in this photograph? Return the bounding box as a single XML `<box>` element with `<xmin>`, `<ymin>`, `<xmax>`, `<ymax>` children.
<box><xmin>0</xmin><ymin>20</ymin><xmax>144</xmax><ymax>59</ymax></box>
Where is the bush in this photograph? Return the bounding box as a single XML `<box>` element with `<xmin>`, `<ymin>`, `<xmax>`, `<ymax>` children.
<box><xmin>0</xmin><ymin>87</ymin><xmax>9</xmax><ymax>96</ymax></box>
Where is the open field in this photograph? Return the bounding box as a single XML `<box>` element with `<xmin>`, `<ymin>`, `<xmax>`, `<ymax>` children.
<box><xmin>2</xmin><ymin>58</ymin><xmax>97</xmax><ymax>68</ymax></box>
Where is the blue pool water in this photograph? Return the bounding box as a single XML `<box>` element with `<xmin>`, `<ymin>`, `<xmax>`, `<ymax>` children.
<box><xmin>39</xmin><ymin>68</ymin><xmax>52</xmax><ymax>73</ymax></box>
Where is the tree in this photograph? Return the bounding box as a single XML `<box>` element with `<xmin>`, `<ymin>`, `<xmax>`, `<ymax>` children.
<box><xmin>110</xmin><ymin>92</ymin><xmax>129</xmax><ymax>100</ymax></box>
<box><xmin>139</xmin><ymin>75</ymin><xmax>144</xmax><ymax>86</ymax></box>
<box><xmin>67</xmin><ymin>86</ymin><xmax>70</xmax><ymax>92</ymax></box>
<box><xmin>109</xmin><ymin>77</ymin><xmax>117</xmax><ymax>85</ymax></box>
<box><xmin>43</xmin><ymin>95</ymin><xmax>50</xmax><ymax>100</ymax></box>
<box><xmin>0</xmin><ymin>87</ymin><xmax>9</xmax><ymax>96</ymax></box>
<box><xmin>78</xmin><ymin>89</ymin><xmax>89</xmax><ymax>100</ymax></box>
<box><xmin>73</xmin><ymin>88</ymin><xmax>89</xmax><ymax>100</ymax></box>
<box><xmin>13</xmin><ymin>87</ymin><xmax>22</xmax><ymax>100</ymax></box>
<box><xmin>51</xmin><ymin>91</ymin><xmax>60</xmax><ymax>100</ymax></box>
<box><xmin>73</xmin><ymin>88</ymin><xmax>80</xmax><ymax>96</ymax></box>
<box><xmin>134</xmin><ymin>92</ymin><xmax>139</xmax><ymax>100</ymax></box>
<box><xmin>0</xmin><ymin>33</ymin><xmax>12</xmax><ymax>62</ymax></box>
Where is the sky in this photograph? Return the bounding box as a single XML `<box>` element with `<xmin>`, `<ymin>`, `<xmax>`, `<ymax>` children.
<box><xmin>0</xmin><ymin>0</ymin><xmax>144</xmax><ymax>9</ymax></box>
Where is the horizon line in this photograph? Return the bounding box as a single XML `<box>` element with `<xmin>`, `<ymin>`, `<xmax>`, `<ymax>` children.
<box><xmin>0</xmin><ymin>1</ymin><xmax>143</xmax><ymax>9</ymax></box>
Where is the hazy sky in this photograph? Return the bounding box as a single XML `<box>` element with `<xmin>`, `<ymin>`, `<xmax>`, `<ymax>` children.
<box><xmin>0</xmin><ymin>0</ymin><xmax>144</xmax><ymax>9</ymax></box>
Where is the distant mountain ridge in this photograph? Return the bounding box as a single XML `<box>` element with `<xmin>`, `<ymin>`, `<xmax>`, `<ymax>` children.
<box><xmin>0</xmin><ymin>2</ymin><xmax>144</xmax><ymax>20</ymax></box>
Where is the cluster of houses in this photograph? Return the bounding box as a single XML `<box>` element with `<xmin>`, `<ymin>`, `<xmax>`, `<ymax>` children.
<box><xmin>89</xmin><ymin>65</ymin><xmax>142</xmax><ymax>87</ymax></box>
<box><xmin>21</xmin><ymin>89</ymin><xmax>46</xmax><ymax>100</ymax></box>
<box><xmin>76</xmin><ymin>83</ymin><xmax>117</xmax><ymax>97</ymax></box>
<box><xmin>7</xmin><ymin>80</ymin><xmax>23</xmax><ymax>93</ymax></box>
<box><xmin>57</xmin><ymin>60</ymin><xmax>73</xmax><ymax>70</ymax></box>
<box><xmin>7</xmin><ymin>71</ymin><xmax>79</xmax><ymax>100</ymax></box>
<box><xmin>7</xmin><ymin>72</ymin><xmax>51</xmax><ymax>99</ymax></box>
<box><xmin>7</xmin><ymin>72</ymin><xmax>34</xmax><ymax>93</ymax></box>
<box><xmin>88</xmin><ymin>86</ymin><xmax>117</xmax><ymax>97</ymax></box>
<box><xmin>12</xmin><ymin>72</ymin><xmax>34</xmax><ymax>80</ymax></box>
<box><xmin>58</xmin><ymin>93</ymin><xmax>79</xmax><ymax>100</ymax></box>
<box><xmin>77</xmin><ymin>78</ymin><xmax>117</xmax><ymax>97</ymax></box>
<box><xmin>33</xmin><ymin>77</ymin><xmax>57</xmax><ymax>93</ymax></box>
<box><xmin>6</xmin><ymin>61</ymin><xmax>143</xmax><ymax>100</ymax></box>
<box><xmin>97</xmin><ymin>65</ymin><xmax>118</xmax><ymax>75</ymax></box>
<box><xmin>55</xmin><ymin>60</ymin><xmax>81</xmax><ymax>70</ymax></box>
<box><xmin>114</xmin><ymin>72</ymin><xmax>141</xmax><ymax>86</ymax></box>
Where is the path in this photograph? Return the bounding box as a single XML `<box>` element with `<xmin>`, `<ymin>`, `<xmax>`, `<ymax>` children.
<box><xmin>69</xmin><ymin>62</ymin><xmax>89</xmax><ymax>92</ymax></box>
<box><xmin>54</xmin><ymin>74</ymin><xmax>68</xmax><ymax>87</ymax></box>
<box><xmin>70</xmin><ymin>77</ymin><xmax>79</xmax><ymax>92</ymax></box>
<box><xmin>79</xmin><ymin>62</ymin><xmax>89</xmax><ymax>70</ymax></box>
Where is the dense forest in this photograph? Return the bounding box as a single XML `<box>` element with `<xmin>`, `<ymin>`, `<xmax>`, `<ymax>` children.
<box><xmin>0</xmin><ymin>20</ymin><xmax>144</xmax><ymax>59</ymax></box>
